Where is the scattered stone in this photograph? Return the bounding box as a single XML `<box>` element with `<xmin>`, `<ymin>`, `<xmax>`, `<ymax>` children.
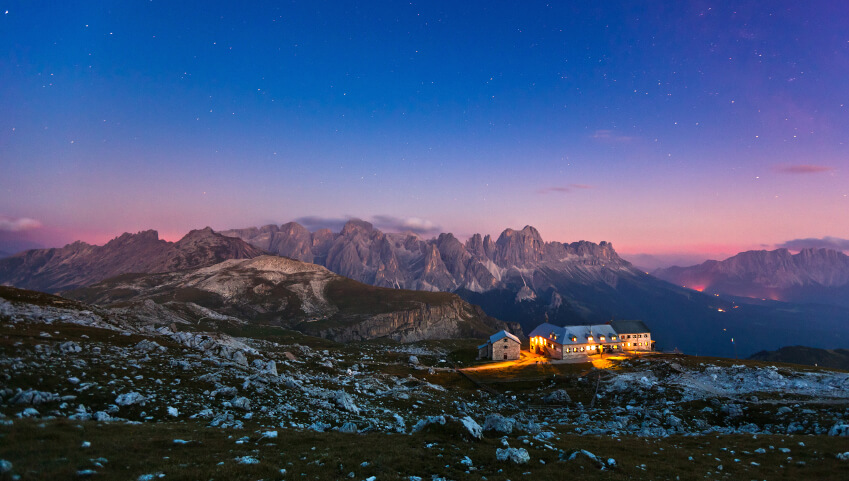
<box><xmin>483</xmin><ymin>413</ymin><xmax>515</xmax><ymax>434</ymax></box>
<box><xmin>115</xmin><ymin>392</ymin><xmax>146</xmax><ymax>406</ymax></box>
<box><xmin>235</xmin><ymin>456</ymin><xmax>259</xmax><ymax>465</ymax></box>
<box><xmin>496</xmin><ymin>447</ymin><xmax>530</xmax><ymax>464</ymax></box>
<box><xmin>542</xmin><ymin>389</ymin><xmax>571</xmax><ymax>404</ymax></box>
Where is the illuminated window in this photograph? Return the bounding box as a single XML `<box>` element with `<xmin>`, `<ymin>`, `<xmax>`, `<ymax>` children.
<box><xmin>600</xmin><ymin>336</ymin><xmax>606</xmax><ymax>341</ymax></box>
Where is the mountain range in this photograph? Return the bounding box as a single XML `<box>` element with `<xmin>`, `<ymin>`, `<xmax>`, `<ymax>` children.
<box><xmin>653</xmin><ymin>248</ymin><xmax>849</xmax><ymax>308</ymax></box>
<box><xmin>64</xmin><ymin>255</ymin><xmax>515</xmax><ymax>343</ymax></box>
<box><xmin>0</xmin><ymin>227</ymin><xmax>264</xmax><ymax>293</ymax></box>
<box><xmin>2</xmin><ymin>221</ymin><xmax>849</xmax><ymax>356</ymax></box>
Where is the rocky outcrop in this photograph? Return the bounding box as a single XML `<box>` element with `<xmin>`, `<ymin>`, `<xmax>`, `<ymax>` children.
<box><xmin>64</xmin><ymin>256</ymin><xmax>520</xmax><ymax>343</ymax></box>
<box><xmin>0</xmin><ymin>228</ymin><xmax>265</xmax><ymax>292</ymax></box>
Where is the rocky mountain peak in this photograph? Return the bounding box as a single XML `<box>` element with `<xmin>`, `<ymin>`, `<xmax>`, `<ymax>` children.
<box><xmin>341</xmin><ymin>219</ymin><xmax>375</xmax><ymax>237</ymax></box>
<box><xmin>104</xmin><ymin>230</ymin><xmax>162</xmax><ymax>248</ymax></box>
<box><xmin>494</xmin><ymin>225</ymin><xmax>546</xmax><ymax>267</ymax></box>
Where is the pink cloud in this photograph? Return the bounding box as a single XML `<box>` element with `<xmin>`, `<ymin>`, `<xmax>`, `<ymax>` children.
<box><xmin>537</xmin><ymin>184</ymin><xmax>594</xmax><ymax>194</ymax></box>
<box><xmin>0</xmin><ymin>216</ymin><xmax>42</xmax><ymax>232</ymax></box>
<box><xmin>774</xmin><ymin>164</ymin><xmax>835</xmax><ymax>174</ymax></box>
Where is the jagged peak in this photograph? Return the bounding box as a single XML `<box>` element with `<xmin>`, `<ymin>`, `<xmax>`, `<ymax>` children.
<box><xmin>341</xmin><ymin>218</ymin><xmax>374</xmax><ymax>236</ymax></box>
<box><xmin>104</xmin><ymin>229</ymin><xmax>161</xmax><ymax>247</ymax></box>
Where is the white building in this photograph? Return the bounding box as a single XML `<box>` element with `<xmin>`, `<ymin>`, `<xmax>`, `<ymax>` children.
<box><xmin>528</xmin><ymin>320</ymin><xmax>652</xmax><ymax>360</ymax></box>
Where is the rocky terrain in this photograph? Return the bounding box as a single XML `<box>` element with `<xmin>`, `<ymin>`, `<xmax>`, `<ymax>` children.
<box><xmin>0</xmin><ymin>228</ymin><xmax>265</xmax><ymax>293</ymax></box>
<box><xmin>2</xmin><ymin>286</ymin><xmax>849</xmax><ymax>480</ymax></box>
<box><xmin>654</xmin><ymin>248</ymin><xmax>849</xmax><ymax>308</ymax></box>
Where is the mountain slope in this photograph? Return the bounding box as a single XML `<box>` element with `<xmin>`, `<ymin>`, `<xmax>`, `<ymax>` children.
<box><xmin>64</xmin><ymin>255</ymin><xmax>519</xmax><ymax>343</ymax></box>
<box><xmin>653</xmin><ymin>248</ymin><xmax>849</xmax><ymax>307</ymax></box>
<box><xmin>749</xmin><ymin>346</ymin><xmax>849</xmax><ymax>371</ymax></box>
<box><xmin>0</xmin><ymin>227</ymin><xmax>266</xmax><ymax>293</ymax></box>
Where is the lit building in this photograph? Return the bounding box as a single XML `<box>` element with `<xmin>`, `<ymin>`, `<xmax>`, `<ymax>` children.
<box><xmin>528</xmin><ymin>321</ymin><xmax>652</xmax><ymax>359</ymax></box>
<box><xmin>609</xmin><ymin>320</ymin><xmax>653</xmax><ymax>352</ymax></box>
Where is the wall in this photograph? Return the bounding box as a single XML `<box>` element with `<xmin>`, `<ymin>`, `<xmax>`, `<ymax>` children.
<box><xmin>492</xmin><ymin>337</ymin><xmax>521</xmax><ymax>360</ymax></box>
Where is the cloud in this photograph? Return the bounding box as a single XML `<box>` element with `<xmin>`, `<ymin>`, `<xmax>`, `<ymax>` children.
<box><xmin>773</xmin><ymin>164</ymin><xmax>835</xmax><ymax>174</ymax></box>
<box><xmin>777</xmin><ymin>236</ymin><xmax>849</xmax><ymax>252</ymax></box>
<box><xmin>294</xmin><ymin>215</ymin><xmax>442</xmax><ymax>236</ymax></box>
<box><xmin>372</xmin><ymin>215</ymin><xmax>442</xmax><ymax>236</ymax></box>
<box><xmin>591</xmin><ymin>130</ymin><xmax>636</xmax><ymax>142</ymax></box>
<box><xmin>294</xmin><ymin>216</ymin><xmax>350</xmax><ymax>232</ymax></box>
<box><xmin>537</xmin><ymin>184</ymin><xmax>594</xmax><ymax>195</ymax></box>
<box><xmin>0</xmin><ymin>216</ymin><xmax>42</xmax><ymax>232</ymax></box>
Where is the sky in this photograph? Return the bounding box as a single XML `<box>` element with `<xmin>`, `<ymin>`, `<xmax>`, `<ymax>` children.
<box><xmin>1</xmin><ymin>1</ymin><xmax>848</xmax><ymax>267</ymax></box>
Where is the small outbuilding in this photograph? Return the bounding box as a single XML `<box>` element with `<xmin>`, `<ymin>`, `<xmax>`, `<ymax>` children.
<box><xmin>477</xmin><ymin>330</ymin><xmax>521</xmax><ymax>361</ymax></box>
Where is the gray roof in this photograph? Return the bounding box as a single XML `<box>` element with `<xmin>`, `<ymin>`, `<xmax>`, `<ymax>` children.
<box><xmin>489</xmin><ymin>330</ymin><xmax>521</xmax><ymax>344</ymax></box>
<box><xmin>609</xmin><ymin>320</ymin><xmax>651</xmax><ymax>334</ymax></box>
<box><xmin>528</xmin><ymin>323</ymin><xmax>619</xmax><ymax>345</ymax></box>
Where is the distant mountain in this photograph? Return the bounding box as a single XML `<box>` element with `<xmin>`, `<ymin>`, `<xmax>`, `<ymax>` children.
<box><xmin>216</xmin><ymin>220</ymin><xmax>849</xmax><ymax>357</ymax></box>
<box><xmin>0</xmin><ymin>227</ymin><xmax>265</xmax><ymax>292</ymax></box>
<box><xmin>65</xmin><ymin>255</ymin><xmax>518</xmax><ymax>343</ymax></box>
<box><xmin>749</xmin><ymin>346</ymin><xmax>849</xmax><ymax>371</ymax></box>
<box><xmin>0</xmin><ymin>250</ymin><xmax>10</xmax><ymax>259</ymax></box>
<box><xmin>653</xmin><ymin>248</ymin><xmax>849</xmax><ymax>307</ymax></box>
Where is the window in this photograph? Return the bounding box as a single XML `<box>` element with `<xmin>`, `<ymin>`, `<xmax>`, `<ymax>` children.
<box><xmin>504</xmin><ymin>354</ymin><xmax>507</xmax><ymax>360</ymax></box>
<box><xmin>503</xmin><ymin>345</ymin><xmax>508</xmax><ymax>349</ymax></box>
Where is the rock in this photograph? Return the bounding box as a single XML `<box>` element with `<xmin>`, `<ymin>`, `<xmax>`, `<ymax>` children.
<box><xmin>777</xmin><ymin>406</ymin><xmax>793</xmax><ymax>415</ymax></box>
<box><xmin>496</xmin><ymin>447</ymin><xmax>530</xmax><ymax>464</ymax></box>
<box><xmin>829</xmin><ymin>424</ymin><xmax>849</xmax><ymax>437</ymax></box>
<box><xmin>483</xmin><ymin>413</ymin><xmax>515</xmax><ymax>434</ymax></box>
<box><xmin>338</xmin><ymin>422</ymin><xmax>358</xmax><ymax>433</ymax></box>
<box><xmin>59</xmin><ymin>341</ymin><xmax>82</xmax><ymax>353</ymax></box>
<box><xmin>459</xmin><ymin>416</ymin><xmax>483</xmax><ymax>440</ymax></box>
<box><xmin>408</xmin><ymin>355</ymin><xmax>419</xmax><ymax>365</ymax></box>
<box><xmin>231</xmin><ymin>350</ymin><xmax>248</xmax><ymax>366</ymax></box>
<box><xmin>542</xmin><ymin>389</ymin><xmax>571</xmax><ymax>404</ymax></box>
<box><xmin>836</xmin><ymin>452</ymin><xmax>849</xmax><ymax>461</ymax></box>
<box><xmin>333</xmin><ymin>391</ymin><xmax>360</xmax><ymax>414</ymax></box>
<box><xmin>167</xmin><ymin>406</ymin><xmax>179</xmax><ymax>417</ymax></box>
<box><xmin>115</xmin><ymin>392</ymin><xmax>146</xmax><ymax>406</ymax></box>
<box><xmin>235</xmin><ymin>456</ymin><xmax>259</xmax><ymax>465</ymax></box>
<box><xmin>0</xmin><ymin>459</ymin><xmax>12</xmax><ymax>473</ymax></box>
<box><xmin>10</xmin><ymin>389</ymin><xmax>58</xmax><ymax>405</ymax></box>
<box><xmin>566</xmin><ymin>449</ymin><xmax>606</xmax><ymax>468</ymax></box>
<box><xmin>134</xmin><ymin>340</ymin><xmax>162</xmax><ymax>353</ymax></box>
<box><xmin>231</xmin><ymin>396</ymin><xmax>251</xmax><ymax>411</ymax></box>
<box><xmin>17</xmin><ymin>407</ymin><xmax>39</xmax><ymax>418</ymax></box>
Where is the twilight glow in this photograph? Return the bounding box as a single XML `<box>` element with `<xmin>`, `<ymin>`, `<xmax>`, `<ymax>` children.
<box><xmin>1</xmin><ymin>1</ymin><xmax>848</xmax><ymax>266</ymax></box>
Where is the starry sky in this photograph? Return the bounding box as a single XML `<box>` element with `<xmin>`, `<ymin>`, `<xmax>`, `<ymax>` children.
<box><xmin>1</xmin><ymin>1</ymin><xmax>848</xmax><ymax>267</ymax></box>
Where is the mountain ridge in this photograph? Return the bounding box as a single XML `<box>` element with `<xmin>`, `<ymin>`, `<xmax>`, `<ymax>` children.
<box><xmin>0</xmin><ymin>227</ymin><xmax>266</xmax><ymax>293</ymax></box>
<box><xmin>653</xmin><ymin>247</ymin><xmax>849</xmax><ymax>307</ymax></box>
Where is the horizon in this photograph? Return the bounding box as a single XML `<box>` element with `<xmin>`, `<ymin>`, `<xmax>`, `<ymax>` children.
<box><xmin>2</xmin><ymin>2</ymin><xmax>848</xmax><ymax>266</ymax></box>
<box><xmin>2</xmin><ymin>217</ymin><xmax>845</xmax><ymax>271</ymax></box>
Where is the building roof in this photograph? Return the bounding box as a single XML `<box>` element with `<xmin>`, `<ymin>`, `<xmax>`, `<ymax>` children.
<box><xmin>528</xmin><ymin>323</ymin><xmax>619</xmax><ymax>345</ymax></box>
<box><xmin>489</xmin><ymin>330</ymin><xmax>521</xmax><ymax>344</ymax></box>
<box><xmin>609</xmin><ymin>320</ymin><xmax>651</xmax><ymax>334</ymax></box>
<box><xmin>477</xmin><ymin>343</ymin><xmax>489</xmax><ymax>350</ymax></box>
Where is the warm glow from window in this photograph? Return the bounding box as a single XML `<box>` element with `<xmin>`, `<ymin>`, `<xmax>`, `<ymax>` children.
<box><xmin>587</xmin><ymin>336</ymin><xmax>593</xmax><ymax>342</ymax></box>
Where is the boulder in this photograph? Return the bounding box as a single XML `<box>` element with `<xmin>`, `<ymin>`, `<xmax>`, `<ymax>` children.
<box><xmin>115</xmin><ymin>392</ymin><xmax>146</xmax><ymax>406</ymax></box>
<box><xmin>333</xmin><ymin>391</ymin><xmax>360</xmax><ymax>414</ymax></box>
<box><xmin>483</xmin><ymin>413</ymin><xmax>515</xmax><ymax>434</ymax></box>
<box><xmin>542</xmin><ymin>389</ymin><xmax>571</xmax><ymax>404</ymax></box>
<box><xmin>829</xmin><ymin>424</ymin><xmax>849</xmax><ymax>437</ymax></box>
<box><xmin>496</xmin><ymin>447</ymin><xmax>530</xmax><ymax>464</ymax></box>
